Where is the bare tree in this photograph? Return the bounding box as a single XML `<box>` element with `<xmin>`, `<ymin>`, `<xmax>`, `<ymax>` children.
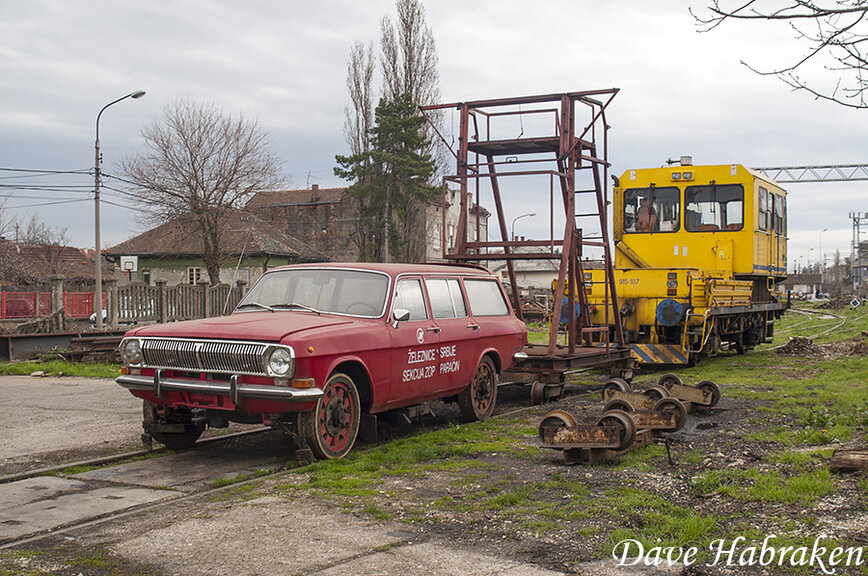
<box><xmin>343</xmin><ymin>41</ymin><xmax>377</xmax><ymax>259</ymax></box>
<box><xmin>693</xmin><ymin>1</ymin><xmax>868</xmax><ymax>108</ymax></box>
<box><xmin>380</xmin><ymin>0</ymin><xmax>440</xmax><ymax>108</ymax></box>
<box><xmin>344</xmin><ymin>41</ymin><xmax>376</xmax><ymax>157</ymax></box>
<box><xmin>23</xmin><ymin>215</ymin><xmax>71</xmax><ymax>279</ymax></box>
<box><xmin>0</xmin><ymin>214</ymin><xmax>71</xmax><ymax>288</ymax></box>
<box><xmin>122</xmin><ymin>100</ymin><xmax>283</xmax><ymax>283</ymax></box>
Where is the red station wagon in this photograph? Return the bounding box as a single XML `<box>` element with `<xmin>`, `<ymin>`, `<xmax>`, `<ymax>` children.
<box><xmin>116</xmin><ymin>263</ymin><xmax>528</xmax><ymax>459</ymax></box>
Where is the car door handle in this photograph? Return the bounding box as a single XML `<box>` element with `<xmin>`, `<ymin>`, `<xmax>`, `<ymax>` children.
<box><xmin>466</xmin><ymin>323</ymin><xmax>479</xmax><ymax>331</ymax></box>
<box><xmin>426</xmin><ymin>326</ymin><xmax>441</xmax><ymax>333</ymax></box>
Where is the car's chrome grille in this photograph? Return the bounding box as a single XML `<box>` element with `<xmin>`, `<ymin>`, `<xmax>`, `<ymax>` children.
<box><xmin>140</xmin><ymin>338</ymin><xmax>267</xmax><ymax>376</ymax></box>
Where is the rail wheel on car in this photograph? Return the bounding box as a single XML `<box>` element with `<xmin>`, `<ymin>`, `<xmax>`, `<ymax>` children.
<box><xmin>298</xmin><ymin>372</ymin><xmax>360</xmax><ymax>460</ymax></box>
<box><xmin>458</xmin><ymin>357</ymin><xmax>497</xmax><ymax>421</ymax></box>
<box><xmin>143</xmin><ymin>401</ymin><xmax>204</xmax><ymax>451</ymax></box>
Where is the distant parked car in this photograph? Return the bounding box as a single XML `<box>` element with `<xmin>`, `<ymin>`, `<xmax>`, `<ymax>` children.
<box><xmin>116</xmin><ymin>263</ymin><xmax>528</xmax><ymax>459</ymax></box>
<box><xmin>89</xmin><ymin>309</ymin><xmax>107</xmax><ymax>325</ymax></box>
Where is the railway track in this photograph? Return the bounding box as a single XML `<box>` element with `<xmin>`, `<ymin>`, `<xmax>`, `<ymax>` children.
<box><xmin>0</xmin><ymin>387</ymin><xmax>555</xmax><ymax>551</ymax></box>
<box><xmin>0</xmin><ymin>427</ymin><xmax>272</xmax><ymax>486</ymax></box>
<box><xmin>772</xmin><ymin>307</ymin><xmax>847</xmax><ymax>348</ymax></box>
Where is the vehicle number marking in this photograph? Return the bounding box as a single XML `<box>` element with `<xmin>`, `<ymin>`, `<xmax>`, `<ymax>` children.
<box><xmin>618</xmin><ymin>278</ymin><xmax>640</xmax><ymax>286</ymax></box>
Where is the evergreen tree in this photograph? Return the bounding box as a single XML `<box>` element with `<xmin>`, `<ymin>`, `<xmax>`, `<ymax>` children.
<box><xmin>336</xmin><ymin>94</ymin><xmax>435</xmax><ymax>262</ymax></box>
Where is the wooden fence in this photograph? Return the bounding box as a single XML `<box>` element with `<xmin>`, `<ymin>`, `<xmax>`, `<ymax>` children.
<box><xmin>109</xmin><ymin>280</ymin><xmax>247</xmax><ymax>327</ymax></box>
<box><xmin>2</xmin><ymin>278</ymin><xmax>248</xmax><ymax>329</ymax></box>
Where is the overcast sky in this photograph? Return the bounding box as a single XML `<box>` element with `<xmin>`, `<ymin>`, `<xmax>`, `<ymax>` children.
<box><xmin>0</xmin><ymin>0</ymin><xmax>864</xmax><ymax>271</ymax></box>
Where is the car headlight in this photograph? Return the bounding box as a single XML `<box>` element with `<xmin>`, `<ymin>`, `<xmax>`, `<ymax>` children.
<box><xmin>121</xmin><ymin>339</ymin><xmax>142</xmax><ymax>366</ymax></box>
<box><xmin>265</xmin><ymin>346</ymin><xmax>294</xmax><ymax>377</ymax></box>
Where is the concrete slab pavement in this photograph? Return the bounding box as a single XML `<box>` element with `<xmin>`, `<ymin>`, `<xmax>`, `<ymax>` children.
<box><xmin>0</xmin><ymin>476</ymin><xmax>172</xmax><ymax>542</ymax></box>
<box><xmin>111</xmin><ymin>496</ymin><xmax>567</xmax><ymax>576</ymax></box>
<box><xmin>0</xmin><ymin>375</ymin><xmax>141</xmax><ymax>462</ymax></box>
<box><xmin>75</xmin><ymin>437</ymin><xmax>289</xmax><ymax>491</ymax></box>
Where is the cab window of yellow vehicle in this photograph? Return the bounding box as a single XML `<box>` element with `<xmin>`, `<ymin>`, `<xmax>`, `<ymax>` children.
<box><xmin>758</xmin><ymin>187</ymin><xmax>770</xmax><ymax>230</ymax></box>
<box><xmin>773</xmin><ymin>194</ymin><xmax>785</xmax><ymax>235</ymax></box>
<box><xmin>685</xmin><ymin>184</ymin><xmax>743</xmax><ymax>232</ymax></box>
<box><xmin>623</xmin><ymin>187</ymin><xmax>680</xmax><ymax>233</ymax></box>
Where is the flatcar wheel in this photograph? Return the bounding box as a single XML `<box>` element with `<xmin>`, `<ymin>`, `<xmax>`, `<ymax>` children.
<box><xmin>643</xmin><ymin>385</ymin><xmax>670</xmax><ymax>401</ymax></box>
<box><xmin>458</xmin><ymin>357</ymin><xmax>498</xmax><ymax>421</ymax></box>
<box><xmin>602</xmin><ymin>377</ymin><xmax>631</xmax><ymax>400</ymax></box>
<box><xmin>538</xmin><ymin>409</ymin><xmax>578</xmax><ymax>441</ymax></box>
<box><xmin>657</xmin><ymin>373</ymin><xmax>683</xmax><ymax>390</ymax></box>
<box><xmin>652</xmin><ymin>398</ymin><xmax>688</xmax><ymax>431</ymax></box>
<box><xmin>603</xmin><ymin>398</ymin><xmax>636</xmax><ymax>413</ymax></box>
<box><xmin>698</xmin><ymin>380</ymin><xmax>721</xmax><ymax>407</ymax></box>
<box><xmin>596</xmin><ymin>409</ymin><xmax>636</xmax><ymax>451</ymax></box>
<box><xmin>530</xmin><ymin>381</ymin><xmax>547</xmax><ymax>405</ymax></box>
<box><xmin>298</xmin><ymin>372</ymin><xmax>361</xmax><ymax>460</ymax></box>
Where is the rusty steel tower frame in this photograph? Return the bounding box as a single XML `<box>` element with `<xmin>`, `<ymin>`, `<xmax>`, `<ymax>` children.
<box><xmin>420</xmin><ymin>90</ymin><xmax>625</xmax><ymax>356</ymax></box>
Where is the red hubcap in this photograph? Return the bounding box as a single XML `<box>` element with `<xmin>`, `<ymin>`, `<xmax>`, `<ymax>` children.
<box><xmin>318</xmin><ymin>380</ymin><xmax>356</xmax><ymax>454</ymax></box>
<box><xmin>473</xmin><ymin>363</ymin><xmax>494</xmax><ymax>413</ymax></box>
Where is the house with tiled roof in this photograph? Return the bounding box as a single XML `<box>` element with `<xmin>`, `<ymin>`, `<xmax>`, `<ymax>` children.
<box><xmin>246</xmin><ymin>184</ymin><xmax>490</xmax><ymax>263</ymax></box>
<box><xmin>105</xmin><ymin>210</ymin><xmax>325</xmax><ymax>286</ymax></box>
<box><xmin>0</xmin><ymin>238</ymin><xmax>119</xmax><ymax>290</ymax></box>
<box><xmin>246</xmin><ymin>185</ymin><xmax>357</xmax><ymax>262</ymax></box>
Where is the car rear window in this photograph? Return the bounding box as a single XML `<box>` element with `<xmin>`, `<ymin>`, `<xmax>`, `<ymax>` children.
<box><xmin>464</xmin><ymin>279</ymin><xmax>508</xmax><ymax>316</ymax></box>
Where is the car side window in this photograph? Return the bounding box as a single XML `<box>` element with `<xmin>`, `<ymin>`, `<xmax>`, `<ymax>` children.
<box><xmin>464</xmin><ymin>279</ymin><xmax>509</xmax><ymax>316</ymax></box>
<box><xmin>425</xmin><ymin>278</ymin><xmax>468</xmax><ymax>319</ymax></box>
<box><xmin>394</xmin><ymin>278</ymin><xmax>428</xmax><ymax>320</ymax></box>
<box><xmin>426</xmin><ymin>278</ymin><xmax>454</xmax><ymax>319</ymax></box>
<box><xmin>447</xmin><ymin>279</ymin><xmax>467</xmax><ymax>318</ymax></box>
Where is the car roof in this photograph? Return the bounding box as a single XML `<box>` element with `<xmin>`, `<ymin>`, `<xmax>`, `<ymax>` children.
<box><xmin>269</xmin><ymin>262</ymin><xmax>495</xmax><ymax>277</ymax></box>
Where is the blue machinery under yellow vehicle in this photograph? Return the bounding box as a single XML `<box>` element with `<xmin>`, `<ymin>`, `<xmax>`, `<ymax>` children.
<box><xmin>584</xmin><ymin>159</ymin><xmax>788</xmax><ymax>365</ymax></box>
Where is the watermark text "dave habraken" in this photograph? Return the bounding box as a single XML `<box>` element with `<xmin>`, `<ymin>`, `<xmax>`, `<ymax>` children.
<box><xmin>612</xmin><ymin>535</ymin><xmax>864</xmax><ymax>574</ymax></box>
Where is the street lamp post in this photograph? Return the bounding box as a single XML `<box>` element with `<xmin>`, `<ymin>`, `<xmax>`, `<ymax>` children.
<box><xmin>94</xmin><ymin>91</ymin><xmax>145</xmax><ymax>329</ymax></box>
<box><xmin>511</xmin><ymin>212</ymin><xmax>536</xmax><ymax>242</ymax></box>
<box><xmin>819</xmin><ymin>227</ymin><xmax>828</xmax><ymax>292</ymax></box>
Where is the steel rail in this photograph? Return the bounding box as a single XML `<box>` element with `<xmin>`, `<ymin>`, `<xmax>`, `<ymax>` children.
<box><xmin>0</xmin><ymin>427</ymin><xmax>272</xmax><ymax>485</ymax></box>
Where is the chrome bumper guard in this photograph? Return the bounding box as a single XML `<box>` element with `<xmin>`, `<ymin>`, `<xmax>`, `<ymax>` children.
<box><xmin>117</xmin><ymin>371</ymin><xmax>323</xmax><ymax>404</ymax></box>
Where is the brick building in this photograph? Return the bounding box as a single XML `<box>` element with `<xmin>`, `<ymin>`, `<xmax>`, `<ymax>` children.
<box><xmin>246</xmin><ymin>184</ymin><xmax>490</xmax><ymax>263</ymax></box>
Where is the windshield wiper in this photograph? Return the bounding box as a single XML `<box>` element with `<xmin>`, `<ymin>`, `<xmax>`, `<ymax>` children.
<box><xmin>236</xmin><ymin>302</ymin><xmax>274</xmax><ymax>312</ymax></box>
<box><xmin>272</xmin><ymin>302</ymin><xmax>321</xmax><ymax>315</ymax></box>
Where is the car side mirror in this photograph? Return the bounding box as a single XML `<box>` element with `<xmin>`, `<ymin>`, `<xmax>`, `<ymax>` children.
<box><xmin>392</xmin><ymin>308</ymin><xmax>411</xmax><ymax>328</ymax></box>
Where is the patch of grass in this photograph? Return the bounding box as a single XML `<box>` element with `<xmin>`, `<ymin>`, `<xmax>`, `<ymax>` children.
<box><xmin>691</xmin><ymin>467</ymin><xmax>835</xmax><ymax>506</ymax></box>
<box><xmin>210</xmin><ymin>473</ymin><xmax>249</xmax><ymax>488</ymax></box>
<box><xmin>682</xmin><ymin>449</ymin><xmax>705</xmax><ymax>465</ymax></box>
<box><xmin>211</xmin><ymin>483</ymin><xmax>260</xmax><ymax>502</ymax></box>
<box><xmin>59</xmin><ymin>464</ymin><xmax>102</xmax><ymax>475</ymax></box>
<box><xmin>762</xmin><ymin>449</ymin><xmax>833</xmax><ymax>465</ymax></box>
<box><xmin>605</xmin><ymin>443</ymin><xmax>668</xmax><ymax>471</ymax></box>
<box><xmin>858</xmin><ymin>475</ymin><xmax>868</xmax><ymax>501</ymax></box>
<box><xmin>599</xmin><ymin>487</ymin><xmax>717</xmax><ymax>559</ymax></box>
<box><xmin>748</xmin><ymin>424</ymin><xmax>854</xmax><ymax>445</ymax></box>
<box><xmin>0</xmin><ymin>359</ymin><xmax>121</xmax><ymax>378</ymax></box>
<box><xmin>361</xmin><ymin>502</ymin><xmax>392</xmax><ymax>521</ymax></box>
<box><xmin>70</xmin><ymin>550</ymin><xmax>111</xmax><ymax>569</ymax></box>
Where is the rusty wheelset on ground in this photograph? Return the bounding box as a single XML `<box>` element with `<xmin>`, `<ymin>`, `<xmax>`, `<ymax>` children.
<box><xmin>538</xmin><ymin>373</ymin><xmax>721</xmax><ymax>465</ymax></box>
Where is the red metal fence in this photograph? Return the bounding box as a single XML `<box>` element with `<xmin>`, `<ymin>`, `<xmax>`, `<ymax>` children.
<box><xmin>1</xmin><ymin>284</ymin><xmax>241</xmax><ymax>323</ymax></box>
<box><xmin>0</xmin><ymin>291</ymin><xmax>104</xmax><ymax>319</ymax></box>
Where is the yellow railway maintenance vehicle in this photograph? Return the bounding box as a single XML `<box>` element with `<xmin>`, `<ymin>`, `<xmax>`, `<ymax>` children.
<box><xmin>586</xmin><ymin>158</ymin><xmax>788</xmax><ymax>365</ymax></box>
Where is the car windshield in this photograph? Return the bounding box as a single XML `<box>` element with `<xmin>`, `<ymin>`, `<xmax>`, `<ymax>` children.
<box><xmin>236</xmin><ymin>268</ymin><xmax>390</xmax><ymax>318</ymax></box>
